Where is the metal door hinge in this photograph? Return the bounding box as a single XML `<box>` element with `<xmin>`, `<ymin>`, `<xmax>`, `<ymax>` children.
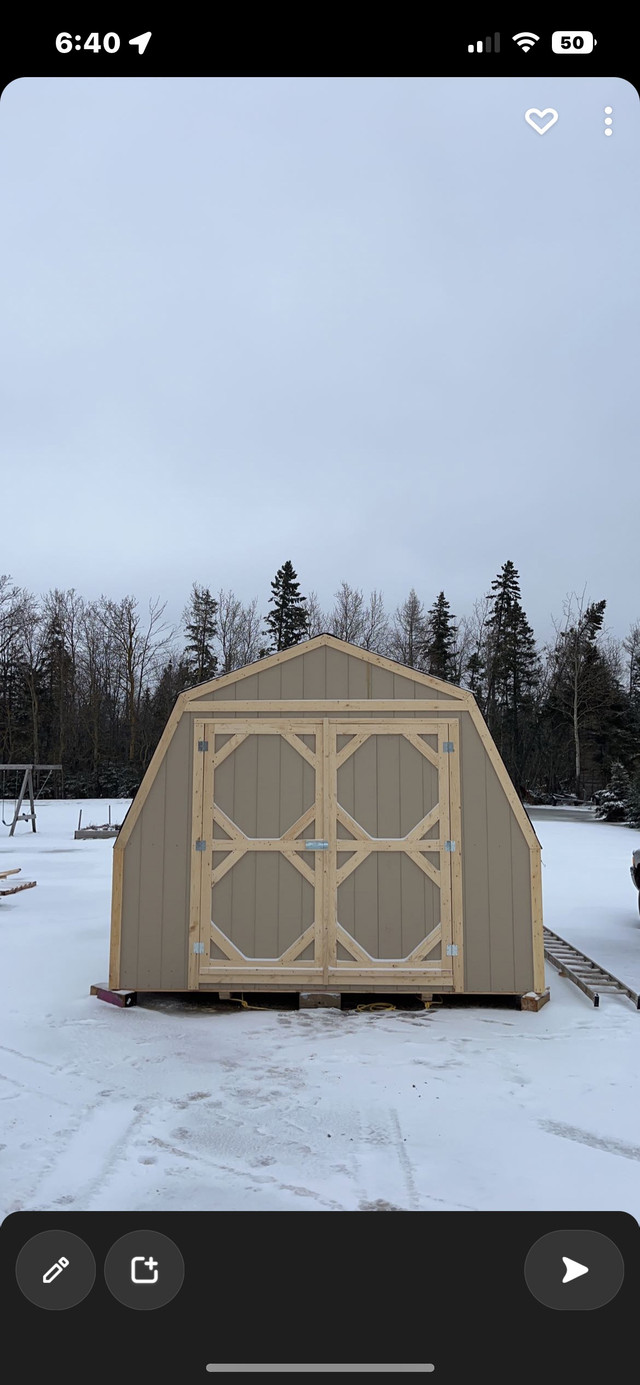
<box><xmin>195</xmin><ymin>839</ymin><xmax>207</xmax><ymax>852</ymax></box>
<box><xmin>446</xmin><ymin>944</ymin><xmax>458</xmax><ymax>956</ymax></box>
<box><xmin>443</xmin><ymin>742</ymin><xmax>455</xmax><ymax>753</ymax></box>
<box><xmin>445</xmin><ymin>840</ymin><xmax>456</xmax><ymax>852</ymax></box>
<box><xmin>193</xmin><ymin>942</ymin><xmax>205</xmax><ymax>954</ymax></box>
<box><xmin>198</xmin><ymin>739</ymin><xmax>209</xmax><ymax>752</ymax></box>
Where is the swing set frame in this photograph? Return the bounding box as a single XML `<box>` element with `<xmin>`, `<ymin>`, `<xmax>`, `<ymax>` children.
<box><xmin>0</xmin><ymin>764</ymin><xmax>63</xmax><ymax>836</ymax></box>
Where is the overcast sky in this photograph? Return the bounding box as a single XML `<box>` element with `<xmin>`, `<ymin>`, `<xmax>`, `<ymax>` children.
<box><xmin>1</xmin><ymin>76</ymin><xmax>638</xmax><ymax>643</ymax></box>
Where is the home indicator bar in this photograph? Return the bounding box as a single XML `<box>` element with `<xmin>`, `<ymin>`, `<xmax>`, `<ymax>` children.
<box><xmin>205</xmin><ymin>1369</ymin><xmax>436</xmax><ymax>1375</ymax></box>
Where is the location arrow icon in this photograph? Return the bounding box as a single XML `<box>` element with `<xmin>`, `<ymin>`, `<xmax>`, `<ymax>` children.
<box><xmin>562</xmin><ymin>1257</ymin><xmax>589</xmax><ymax>1283</ymax></box>
<box><xmin>129</xmin><ymin>32</ymin><xmax>152</xmax><ymax>55</ymax></box>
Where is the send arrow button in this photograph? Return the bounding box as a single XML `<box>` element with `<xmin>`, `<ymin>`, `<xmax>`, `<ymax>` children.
<box><xmin>562</xmin><ymin>1257</ymin><xmax>589</xmax><ymax>1284</ymax></box>
<box><xmin>525</xmin><ymin>1230</ymin><xmax>624</xmax><ymax>1310</ymax></box>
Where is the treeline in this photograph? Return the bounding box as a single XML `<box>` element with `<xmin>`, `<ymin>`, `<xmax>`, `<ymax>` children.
<box><xmin>0</xmin><ymin>560</ymin><xmax>639</xmax><ymax>809</ymax></box>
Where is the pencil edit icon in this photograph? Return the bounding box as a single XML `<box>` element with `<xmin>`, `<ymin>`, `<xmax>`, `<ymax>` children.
<box><xmin>42</xmin><ymin>1256</ymin><xmax>69</xmax><ymax>1284</ymax></box>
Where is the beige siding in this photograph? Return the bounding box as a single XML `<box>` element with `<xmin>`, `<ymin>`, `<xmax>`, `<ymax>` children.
<box><xmin>119</xmin><ymin>712</ymin><xmax>193</xmax><ymax>989</ymax></box>
<box><xmin>458</xmin><ymin>715</ymin><xmax>534</xmax><ymax>994</ymax></box>
<box><xmin>193</xmin><ymin>644</ymin><xmax>455</xmax><ymax>704</ymax></box>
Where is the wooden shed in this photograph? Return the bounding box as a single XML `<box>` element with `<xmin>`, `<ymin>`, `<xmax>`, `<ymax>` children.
<box><xmin>108</xmin><ymin>635</ymin><xmax>545</xmax><ymax>1005</ymax></box>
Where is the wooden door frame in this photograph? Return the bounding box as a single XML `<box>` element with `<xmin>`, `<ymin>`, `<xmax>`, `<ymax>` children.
<box><xmin>187</xmin><ymin>712</ymin><xmax>464</xmax><ymax>992</ymax></box>
<box><xmin>325</xmin><ymin>718</ymin><xmax>463</xmax><ymax>988</ymax></box>
<box><xmin>190</xmin><ymin>718</ymin><xmax>327</xmax><ymax>987</ymax></box>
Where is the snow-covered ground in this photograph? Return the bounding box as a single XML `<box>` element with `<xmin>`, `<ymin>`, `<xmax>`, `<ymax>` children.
<box><xmin>1</xmin><ymin>800</ymin><xmax>639</xmax><ymax>1218</ymax></box>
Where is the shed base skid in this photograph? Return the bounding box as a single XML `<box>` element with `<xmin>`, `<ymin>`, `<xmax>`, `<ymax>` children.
<box><xmin>99</xmin><ymin>984</ymin><xmax>547</xmax><ymax>1011</ymax></box>
<box><xmin>519</xmin><ymin>988</ymin><xmax>550</xmax><ymax>1011</ymax></box>
<box><xmin>90</xmin><ymin>983</ymin><xmax>137</xmax><ymax>1007</ymax></box>
<box><xmin>299</xmin><ymin>991</ymin><xmax>341</xmax><ymax>1009</ymax></box>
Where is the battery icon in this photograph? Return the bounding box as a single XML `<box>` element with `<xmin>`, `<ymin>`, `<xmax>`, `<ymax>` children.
<box><xmin>552</xmin><ymin>31</ymin><xmax>596</xmax><ymax>53</ymax></box>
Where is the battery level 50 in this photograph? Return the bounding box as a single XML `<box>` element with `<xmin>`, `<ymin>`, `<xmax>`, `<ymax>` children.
<box><xmin>552</xmin><ymin>31</ymin><xmax>597</xmax><ymax>53</ymax></box>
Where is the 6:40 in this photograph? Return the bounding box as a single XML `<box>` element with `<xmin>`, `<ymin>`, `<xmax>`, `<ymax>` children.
<box><xmin>56</xmin><ymin>33</ymin><xmax>120</xmax><ymax>53</ymax></box>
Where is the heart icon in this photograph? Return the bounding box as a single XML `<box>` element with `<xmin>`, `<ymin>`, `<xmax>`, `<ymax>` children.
<box><xmin>525</xmin><ymin>107</ymin><xmax>559</xmax><ymax>135</ymax></box>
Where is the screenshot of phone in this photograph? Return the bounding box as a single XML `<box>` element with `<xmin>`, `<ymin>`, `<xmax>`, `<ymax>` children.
<box><xmin>0</xmin><ymin>23</ymin><xmax>639</xmax><ymax>1384</ymax></box>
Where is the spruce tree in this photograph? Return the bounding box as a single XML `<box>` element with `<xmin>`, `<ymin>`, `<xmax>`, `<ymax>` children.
<box><xmin>183</xmin><ymin>584</ymin><xmax>218</xmax><ymax>683</ymax></box>
<box><xmin>626</xmin><ymin>773</ymin><xmax>640</xmax><ymax>829</ymax></box>
<box><xmin>264</xmin><ymin>561</ymin><xmax>308</xmax><ymax>652</ymax></box>
<box><xmin>594</xmin><ymin>761</ymin><xmax>632</xmax><ymax>822</ymax></box>
<box><xmin>424</xmin><ymin>592</ymin><xmax>457</xmax><ymax>681</ymax></box>
<box><xmin>484</xmin><ymin>561</ymin><xmax>540</xmax><ymax>787</ymax></box>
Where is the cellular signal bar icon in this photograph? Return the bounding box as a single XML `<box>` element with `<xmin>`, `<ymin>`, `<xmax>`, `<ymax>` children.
<box><xmin>468</xmin><ymin>33</ymin><xmax>500</xmax><ymax>53</ymax></box>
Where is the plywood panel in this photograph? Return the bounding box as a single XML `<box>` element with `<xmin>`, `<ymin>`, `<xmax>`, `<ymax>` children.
<box><xmin>119</xmin><ymin>819</ymin><xmax>142</xmax><ymax>988</ymax></box>
<box><xmin>376</xmin><ymin>735</ymin><xmax>402</xmax><ymax>838</ymax></box>
<box><xmin>349</xmin><ymin>854</ymin><xmax>378</xmax><ymax>956</ymax></box>
<box><xmin>211</xmin><ymin>679</ymin><xmax>237</xmax><ymax>700</ymax></box>
<box><xmin>377</xmin><ymin>852</ymin><xmax>400</xmax><ymax>956</ymax></box>
<box><xmin>212</xmin><ymin>846</ymin><xmax>315</xmax><ymax>958</ymax></box>
<box><xmin>325</xmin><ymin>645</ymin><xmax>350</xmax><ymax>699</ymax></box>
<box><xmin>511</xmin><ymin>823</ymin><xmax>535</xmax><ymax>992</ymax></box>
<box><xmin>301</xmin><ymin>644</ymin><xmax>327</xmax><ymax>698</ymax></box>
<box><xmin>485</xmin><ymin>758</ymin><xmax>516</xmax><ymax>991</ymax></box>
<box><xmin>353</xmin><ymin>736</ymin><xmax>378</xmax><ymax>835</ymax></box>
<box><xmin>256</xmin><ymin>664</ymin><xmax>283</xmax><ymax>700</ymax></box>
<box><xmin>227</xmin><ymin>852</ymin><xmax>257</xmax><ymax>956</ymax></box>
<box><xmin>458</xmin><ymin>715</ymin><xmax>491</xmax><ymax>992</ymax></box>
<box><xmin>159</xmin><ymin>712</ymin><xmax>193</xmax><ymax>987</ymax></box>
<box><xmin>256</xmin><ymin>733</ymin><xmax>281</xmax><ymax>837</ymax></box>
<box><xmin>369</xmin><ymin>665</ymin><xmax>395</xmax><ymax>698</ymax></box>
<box><xmin>280</xmin><ymin>652</ymin><xmax>305</xmax><ymax>699</ymax></box>
<box><xmin>346</xmin><ymin>653</ymin><xmax>370</xmax><ymax>698</ymax></box>
<box><xmin>135</xmin><ymin>757</ymin><xmax>166</xmax><ymax>990</ymax></box>
<box><xmin>392</xmin><ymin>672</ymin><xmax>421</xmax><ymax>698</ymax></box>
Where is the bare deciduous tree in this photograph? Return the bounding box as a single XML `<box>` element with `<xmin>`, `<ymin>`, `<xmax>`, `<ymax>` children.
<box><xmin>388</xmin><ymin>589</ymin><xmax>426</xmax><ymax>668</ymax></box>
<box><xmin>101</xmin><ymin>596</ymin><xmax>174</xmax><ymax>762</ymax></box>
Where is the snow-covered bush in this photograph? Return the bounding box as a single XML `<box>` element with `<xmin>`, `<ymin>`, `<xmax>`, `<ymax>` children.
<box><xmin>594</xmin><ymin>761</ymin><xmax>632</xmax><ymax>822</ymax></box>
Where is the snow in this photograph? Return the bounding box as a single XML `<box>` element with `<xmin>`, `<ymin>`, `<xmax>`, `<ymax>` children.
<box><xmin>1</xmin><ymin>800</ymin><xmax>639</xmax><ymax>1218</ymax></box>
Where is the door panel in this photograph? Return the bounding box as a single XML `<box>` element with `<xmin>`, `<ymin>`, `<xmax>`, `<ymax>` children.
<box><xmin>326</xmin><ymin>720</ymin><xmax>459</xmax><ymax>985</ymax></box>
<box><xmin>194</xmin><ymin>721</ymin><xmax>326</xmax><ymax>984</ymax></box>
<box><xmin>191</xmin><ymin>716</ymin><xmax>462</xmax><ymax>989</ymax></box>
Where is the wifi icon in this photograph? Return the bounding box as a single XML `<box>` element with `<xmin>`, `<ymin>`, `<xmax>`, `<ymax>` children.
<box><xmin>512</xmin><ymin>31</ymin><xmax>537</xmax><ymax>51</ymax></box>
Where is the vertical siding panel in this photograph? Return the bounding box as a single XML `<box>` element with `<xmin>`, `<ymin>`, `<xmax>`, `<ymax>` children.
<box><xmin>512</xmin><ymin>825</ymin><xmax>535</xmax><ymax>991</ymax></box>
<box><xmin>280</xmin><ymin>652</ymin><xmax>305</xmax><ymax>699</ymax></box>
<box><xmin>256</xmin><ymin>664</ymin><xmax>282</xmax><ymax>701</ymax></box>
<box><xmin>136</xmin><ymin>758</ymin><xmax>166</xmax><ymax>989</ymax></box>
<box><xmin>392</xmin><ymin>672</ymin><xmax>419</xmax><ymax>699</ymax></box>
<box><xmin>485</xmin><ymin>761</ymin><xmax>516</xmax><ymax>990</ymax></box>
<box><xmin>370</xmin><ymin>666</ymin><xmax>394</xmax><ymax>698</ymax></box>
<box><xmin>257</xmin><ymin>734</ymin><xmax>280</xmax><ymax>956</ymax></box>
<box><xmin>460</xmin><ymin>716</ymin><xmax>491</xmax><ymax>991</ymax></box>
<box><xmin>231</xmin><ymin>736</ymin><xmax>257</xmax><ymax>954</ymax></box>
<box><xmin>119</xmin><ymin>822</ymin><xmax>142</xmax><ymax>988</ymax></box>
<box><xmin>160</xmin><ymin>714</ymin><xmax>193</xmax><ymax>987</ymax></box>
<box><xmin>352</xmin><ymin>738</ymin><xmax>379</xmax><ymax>954</ymax></box>
<box><xmin>236</xmin><ymin>673</ymin><xmax>259</xmax><ymax>699</ymax></box>
<box><xmin>377</xmin><ymin>735</ymin><xmax>401</xmax><ymax>837</ymax></box>
<box><xmin>377</xmin><ymin>855</ymin><xmax>400</xmax><ymax>957</ymax></box>
<box><xmin>347</xmin><ymin>653</ymin><xmax>369</xmax><ymax>698</ymax></box>
<box><xmin>353</xmin><ymin>856</ymin><xmax>378</xmax><ymax>956</ymax></box>
<box><xmin>301</xmin><ymin>645</ymin><xmax>327</xmax><ymax>698</ymax></box>
<box><xmin>325</xmin><ymin>647</ymin><xmax>350</xmax><ymax>698</ymax></box>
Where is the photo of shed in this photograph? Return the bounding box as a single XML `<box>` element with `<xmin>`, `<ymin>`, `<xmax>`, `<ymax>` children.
<box><xmin>108</xmin><ymin>635</ymin><xmax>545</xmax><ymax>1005</ymax></box>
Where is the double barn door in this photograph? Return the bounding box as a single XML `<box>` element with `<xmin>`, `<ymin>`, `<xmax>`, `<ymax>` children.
<box><xmin>189</xmin><ymin>717</ymin><xmax>462</xmax><ymax>989</ymax></box>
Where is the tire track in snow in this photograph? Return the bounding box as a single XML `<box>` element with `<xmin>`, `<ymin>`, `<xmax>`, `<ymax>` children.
<box><xmin>540</xmin><ymin>1119</ymin><xmax>640</xmax><ymax>1161</ymax></box>
<box><xmin>24</xmin><ymin>1103</ymin><xmax>145</xmax><ymax>1210</ymax></box>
